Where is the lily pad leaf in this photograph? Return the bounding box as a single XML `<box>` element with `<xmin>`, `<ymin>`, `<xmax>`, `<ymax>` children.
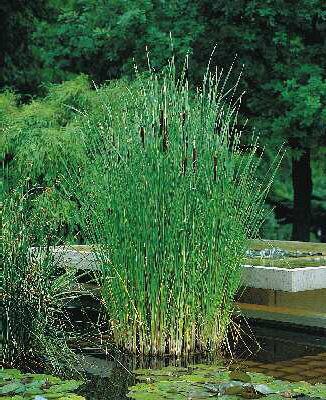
<box><xmin>0</xmin><ymin>382</ymin><xmax>26</xmax><ymax>395</ymax></box>
<box><xmin>254</xmin><ymin>384</ymin><xmax>278</xmax><ymax>395</ymax></box>
<box><xmin>45</xmin><ymin>380</ymin><xmax>82</xmax><ymax>393</ymax></box>
<box><xmin>230</xmin><ymin>371</ymin><xmax>252</xmax><ymax>383</ymax></box>
<box><xmin>0</xmin><ymin>369</ymin><xmax>23</xmax><ymax>380</ymax></box>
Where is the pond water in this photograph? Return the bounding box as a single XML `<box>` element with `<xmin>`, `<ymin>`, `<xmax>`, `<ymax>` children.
<box><xmin>76</xmin><ymin>320</ymin><xmax>326</xmax><ymax>399</ymax></box>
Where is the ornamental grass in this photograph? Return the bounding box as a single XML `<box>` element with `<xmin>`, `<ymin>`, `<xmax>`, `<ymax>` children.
<box><xmin>67</xmin><ymin>60</ymin><xmax>280</xmax><ymax>355</ymax></box>
<box><xmin>2</xmin><ymin>189</ymin><xmax>85</xmax><ymax>374</ymax></box>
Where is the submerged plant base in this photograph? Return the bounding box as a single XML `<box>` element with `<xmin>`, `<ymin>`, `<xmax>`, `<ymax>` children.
<box><xmin>128</xmin><ymin>364</ymin><xmax>326</xmax><ymax>399</ymax></box>
<box><xmin>0</xmin><ymin>369</ymin><xmax>85</xmax><ymax>400</ymax></box>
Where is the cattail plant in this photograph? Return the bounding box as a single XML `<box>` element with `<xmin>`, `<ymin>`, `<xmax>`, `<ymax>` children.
<box><xmin>67</xmin><ymin>59</ymin><xmax>281</xmax><ymax>356</ymax></box>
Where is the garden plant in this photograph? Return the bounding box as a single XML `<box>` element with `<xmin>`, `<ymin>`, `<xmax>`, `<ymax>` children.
<box><xmin>66</xmin><ymin>59</ymin><xmax>282</xmax><ymax>356</ymax></box>
<box><xmin>2</xmin><ymin>188</ymin><xmax>86</xmax><ymax>374</ymax></box>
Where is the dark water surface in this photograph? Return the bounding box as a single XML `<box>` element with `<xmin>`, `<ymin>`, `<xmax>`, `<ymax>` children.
<box><xmin>77</xmin><ymin>320</ymin><xmax>326</xmax><ymax>400</ymax></box>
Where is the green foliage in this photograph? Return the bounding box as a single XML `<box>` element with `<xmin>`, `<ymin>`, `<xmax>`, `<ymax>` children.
<box><xmin>1</xmin><ymin>75</ymin><xmax>93</xmax><ymax>241</ymax></box>
<box><xmin>0</xmin><ymin>0</ymin><xmax>56</xmax><ymax>95</ymax></box>
<box><xmin>2</xmin><ymin>190</ymin><xmax>84</xmax><ymax>373</ymax></box>
<box><xmin>0</xmin><ymin>74</ymin><xmax>174</xmax><ymax>243</ymax></box>
<box><xmin>33</xmin><ymin>0</ymin><xmax>203</xmax><ymax>83</ymax></box>
<box><xmin>262</xmin><ymin>65</ymin><xmax>326</xmax><ymax>151</ymax></box>
<box><xmin>128</xmin><ymin>364</ymin><xmax>326</xmax><ymax>399</ymax></box>
<box><xmin>194</xmin><ymin>0</ymin><xmax>326</xmax><ymax>240</ymax></box>
<box><xmin>195</xmin><ymin>0</ymin><xmax>326</xmax><ymax>146</ymax></box>
<box><xmin>2</xmin><ymin>0</ymin><xmax>325</xmax><ymax>240</ymax></box>
<box><xmin>0</xmin><ymin>369</ymin><xmax>84</xmax><ymax>399</ymax></box>
<box><xmin>65</xmin><ymin>63</ymin><xmax>279</xmax><ymax>355</ymax></box>
<box><xmin>1</xmin><ymin>74</ymin><xmax>151</xmax><ymax>243</ymax></box>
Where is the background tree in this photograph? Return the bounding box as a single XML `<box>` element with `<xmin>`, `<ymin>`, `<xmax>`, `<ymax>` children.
<box><xmin>2</xmin><ymin>0</ymin><xmax>325</xmax><ymax>242</ymax></box>
<box><xmin>0</xmin><ymin>0</ymin><xmax>55</xmax><ymax>96</ymax></box>
<box><xmin>195</xmin><ymin>0</ymin><xmax>326</xmax><ymax>241</ymax></box>
<box><xmin>33</xmin><ymin>0</ymin><xmax>203</xmax><ymax>84</ymax></box>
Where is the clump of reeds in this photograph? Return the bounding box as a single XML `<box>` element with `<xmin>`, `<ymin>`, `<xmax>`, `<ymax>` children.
<box><xmin>69</xmin><ymin>60</ymin><xmax>280</xmax><ymax>356</ymax></box>
<box><xmin>2</xmin><ymin>188</ymin><xmax>84</xmax><ymax>374</ymax></box>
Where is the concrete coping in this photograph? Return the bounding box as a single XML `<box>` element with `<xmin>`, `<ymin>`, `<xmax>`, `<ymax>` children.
<box><xmin>34</xmin><ymin>245</ymin><xmax>326</xmax><ymax>293</ymax></box>
<box><xmin>242</xmin><ymin>264</ymin><xmax>326</xmax><ymax>292</ymax></box>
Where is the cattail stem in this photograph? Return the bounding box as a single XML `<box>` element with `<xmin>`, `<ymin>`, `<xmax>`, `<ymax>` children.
<box><xmin>182</xmin><ymin>157</ymin><xmax>188</xmax><ymax>176</ymax></box>
<box><xmin>213</xmin><ymin>155</ymin><xmax>218</xmax><ymax>181</ymax></box>
<box><xmin>140</xmin><ymin>126</ymin><xmax>145</xmax><ymax>148</ymax></box>
<box><xmin>159</xmin><ymin>109</ymin><xmax>168</xmax><ymax>152</ymax></box>
<box><xmin>192</xmin><ymin>144</ymin><xmax>197</xmax><ymax>173</ymax></box>
<box><xmin>180</xmin><ymin>111</ymin><xmax>186</xmax><ymax>127</ymax></box>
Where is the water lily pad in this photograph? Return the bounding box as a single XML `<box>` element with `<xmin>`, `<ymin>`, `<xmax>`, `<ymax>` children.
<box><xmin>254</xmin><ymin>384</ymin><xmax>278</xmax><ymax>395</ymax></box>
<box><xmin>45</xmin><ymin>380</ymin><xmax>82</xmax><ymax>393</ymax></box>
<box><xmin>207</xmin><ymin>381</ymin><xmax>252</xmax><ymax>395</ymax></box>
<box><xmin>291</xmin><ymin>383</ymin><xmax>326</xmax><ymax>399</ymax></box>
<box><xmin>0</xmin><ymin>382</ymin><xmax>25</xmax><ymax>395</ymax></box>
<box><xmin>0</xmin><ymin>370</ymin><xmax>23</xmax><ymax>381</ymax></box>
<box><xmin>226</xmin><ymin>386</ymin><xmax>250</xmax><ymax>396</ymax></box>
<box><xmin>265</xmin><ymin>395</ymin><xmax>286</xmax><ymax>400</ymax></box>
<box><xmin>222</xmin><ymin>397</ymin><xmax>241</xmax><ymax>400</ymax></box>
<box><xmin>250</xmin><ymin>373</ymin><xmax>275</xmax><ymax>385</ymax></box>
<box><xmin>134</xmin><ymin>366</ymin><xmax>188</xmax><ymax>377</ymax></box>
<box><xmin>230</xmin><ymin>371</ymin><xmax>252</xmax><ymax>383</ymax></box>
<box><xmin>128</xmin><ymin>364</ymin><xmax>326</xmax><ymax>400</ymax></box>
<box><xmin>128</xmin><ymin>393</ymin><xmax>167</xmax><ymax>400</ymax></box>
<box><xmin>25</xmin><ymin>373</ymin><xmax>62</xmax><ymax>384</ymax></box>
<box><xmin>43</xmin><ymin>393</ymin><xmax>67</xmax><ymax>399</ymax></box>
<box><xmin>0</xmin><ymin>369</ymin><xmax>85</xmax><ymax>400</ymax></box>
<box><xmin>268</xmin><ymin>380</ymin><xmax>292</xmax><ymax>393</ymax></box>
<box><xmin>187</xmin><ymin>388</ymin><xmax>214</xmax><ymax>399</ymax></box>
<box><xmin>177</xmin><ymin>374</ymin><xmax>211</xmax><ymax>384</ymax></box>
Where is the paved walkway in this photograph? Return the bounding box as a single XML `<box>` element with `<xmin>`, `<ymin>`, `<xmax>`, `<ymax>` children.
<box><xmin>243</xmin><ymin>352</ymin><xmax>326</xmax><ymax>383</ymax></box>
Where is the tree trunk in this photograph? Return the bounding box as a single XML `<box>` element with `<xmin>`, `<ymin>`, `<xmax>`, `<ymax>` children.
<box><xmin>291</xmin><ymin>148</ymin><xmax>312</xmax><ymax>241</ymax></box>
